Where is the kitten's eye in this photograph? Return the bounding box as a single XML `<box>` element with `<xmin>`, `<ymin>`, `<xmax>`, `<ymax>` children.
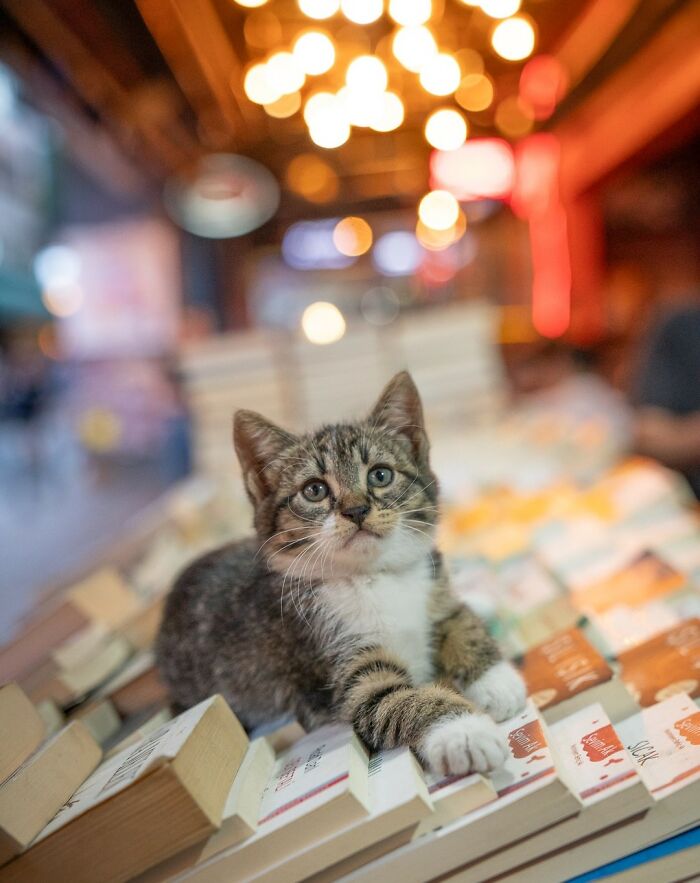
<box><xmin>302</xmin><ymin>480</ymin><xmax>329</xmax><ymax>503</ymax></box>
<box><xmin>368</xmin><ymin>466</ymin><xmax>394</xmax><ymax>488</ymax></box>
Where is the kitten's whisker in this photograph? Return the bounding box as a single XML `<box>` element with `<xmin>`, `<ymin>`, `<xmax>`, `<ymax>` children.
<box><xmin>255</xmin><ymin>525</ymin><xmax>316</xmax><ymax>558</ymax></box>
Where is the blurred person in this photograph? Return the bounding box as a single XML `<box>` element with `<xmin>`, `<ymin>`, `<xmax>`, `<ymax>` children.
<box><xmin>632</xmin><ymin>302</ymin><xmax>700</xmax><ymax>498</ymax></box>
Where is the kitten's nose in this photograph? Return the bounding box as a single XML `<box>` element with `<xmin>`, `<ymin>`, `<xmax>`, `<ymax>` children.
<box><xmin>341</xmin><ymin>505</ymin><xmax>370</xmax><ymax>526</ymax></box>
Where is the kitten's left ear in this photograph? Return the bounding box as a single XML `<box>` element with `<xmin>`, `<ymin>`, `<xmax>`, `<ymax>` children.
<box><xmin>368</xmin><ymin>371</ymin><xmax>429</xmax><ymax>463</ymax></box>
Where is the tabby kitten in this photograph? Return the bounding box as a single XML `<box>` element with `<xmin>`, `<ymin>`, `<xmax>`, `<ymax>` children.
<box><xmin>157</xmin><ymin>372</ymin><xmax>525</xmax><ymax>775</ymax></box>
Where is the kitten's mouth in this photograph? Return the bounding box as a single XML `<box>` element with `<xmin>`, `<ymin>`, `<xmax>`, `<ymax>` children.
<box><xmin>344</xmin><ymin>527</ymin><xmax>380</xmax><ymax>547</ymax></box>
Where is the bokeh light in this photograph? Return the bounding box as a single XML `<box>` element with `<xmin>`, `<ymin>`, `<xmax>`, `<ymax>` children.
<box><xmin>266</xmin><ymin>52</ymin><xmax>305</xmax><ymax>95</ymax></box>
<box><xmin>494</xmin><ymin>95</ymin><xmax>534</xmax><ymax>137</ymax></box>
<box><xmin>419</xmin><ymin>53</ymin><xmax>461</xmax><ymax>96</ymax></box>
<box><xmin>283</xmin><ymin>219</ymin><xmax>353</xmax><ymax>268</ymax></box>
<box><xmin>425</xmin><ymin>108</ymin><xmax>468</xmax><ymax>150</ymax></box>
<box><xmin>333</xmin><ymin>216</ymin><xmax>373</xmax><ymax>255</ymax></box>
<box><xmin>34</xmin><ymin>245</ymin><xmax>81</xmax><ymax>289</ymax></box>
<box><xmin>42</xmin><ymin>283</ymin><xmax>84</xmax><ymax>318</ymax></box>
<box><xmin>244</xmin><ymin>63</ymin><xmax>278</xmax><ymax>105</ymax></box>
<box><xmin>418</xmin><ymin>190</ymin><xmax>460</xmax><ymax>231</ymax></box>
<box><xmin>298</xmin><ymin>0</ymin><xmax>340</xmax><ymax>19</ymax></box>
<box><xmin>302</xmin><ymin>301</ymin><xmax>346</xmax><ymax>344</ymax></box>
<box><xmin>346</xmin><ymin>55</ymin><xmax>388</xmax><ymax>92</ymax></box>
<box><xmin>285</xmin><ymin>153</ymin><xmax>339</xmax><ymax>202</ymax></box>
<box><xmin>337</xmin><ymin>85</ymin><xmax>380</xmax><ymax>126</ymax></box>
<box><xmin>293</xmin><ymin>31</ymin><xmax>336</xmax><ymax>75</ymax></box>
<box><xmin>416</xmin><ymin>209</ymin><xmax>466</xmax><ymax>250</ymax></box>
<box><xmin>361</xmin><ymin>286</ymin><xmax>401</xmax><ymax>325</ymax></box>
<box><xmin>392</xmin><ymin>26</ymin><xmax>437</xmax><ymax>73</ymax></box>
<box><xmin>340</xmin><ymin>0</ymin><xmax>383</xmax><ymax>25</ymax></box>
<box><xmin>369</xmin><ymin>92</ymin><xmax>404</xmax><ymax>132</ymax></box>
<box><xmin>491</xmin><ymin>16</ymin><xmax>536</xmax><ymax>62</ymax></box>
<box><xmin>519</xmin><ymin>54</ymin><xmax>568</xmax><ymax>120</ymax></box>
<box><xmin>388</xmin><ymin>0</ymin><xmax>432</xmax><ymax>27</ymax></box>
<box><xmin>303</xmin><ymin>91</ymin><xmax>336</xmax><ymax>126</ymax></box>
<box><xmin>234</xmin><ymin>0</ymin><xmax>268</xmax><ymax>7</ymax></box>
<box><xmin>263</xmin><ymin>91</ymin><xmax>302</xmax><ymax>118</ymax></box>
<box><xmin>430</xmin><ymin>138</ymin><xmax>514</xmax><ymax>200</ymax></box>
<box><xmin>309</xmin><ymin>116</ymin><xmax>351</xmax><ymax>148</ymax></box>
<box><xmin>243</xmin><ymin>10</ymin><xmax>282</xmax><ymax>49</ymax></box>
<box><xmin>372</xmin><ymin>230</ymin><xmax>423</xmax><ymax>276</ymax></box>
<box><xmin>480</xmin><ymin>0</ymin><xmax>520</xmax><ymax>19</ymax></box>
<box><xmin>455</xmin><ymin>73</ymin><xmax>494</xmax><ymax>111</ymax></box>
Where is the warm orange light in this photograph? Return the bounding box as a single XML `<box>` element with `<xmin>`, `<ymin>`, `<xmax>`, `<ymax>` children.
<box><xmin>266</xmin><ymin>52</ymin><xmax>305</xmax><ymax>94</ymax></box>
<box><xmin>430</xmin><ymin>138</ymin><xmax>514</xmax><ymax>200</ymax></box>
<box><xmin>293</xmin><ymin>31</ymin><xmax>336</xmax><ymax>75</ymax></box>
<box><xmin>455</xmin><ymin>73</ymin><xmax>494</xmax><ymax>112</ymax></box>
<box><xmin>491</xmin><ymin>15</ymin><xmax>536</xmax><ymax>61</ymax></box>
<box><xmin>286</xmin><ymin>154</ymin><xmax>339</xmax><ymax>202</ymax></box>
<box><xmin>388</xmin><ymin>0</ymin><xmax>431</xmax><ymax>26</ymax></box>
<box><xmin>243</xmin><ymin>10</ymin><xmax>282</xmax><ymax>49</ymax></box>
<box><xmin>340</xmin><ymin>0</ymin><xmax>382</xmax><ymax>24</ymax></box>
<box><xmin>456</xmin><ymin>48</ymin><xmax>484</xmax><ymax>76</ymax></box>
<box><xmin>303</xmin><ymin>91</ymin><xmax>336</xmax><ymax>126</ymax></box>
<box><xmin>519</xmin><ymin>55</ymin><xmax>568</xmax><ymax>120</ymax></box>
<box><xmin>418</xmin><ymin>190</ymin><xmax>460</xmax><ymax>231</ymax></box>
<box><xmin>494</xmin><ymin>95</ymin><xmax>534</xmax><ymax>138</ymax></box>
<box><xmin>419</xmin><ymin>53</ymin><xmax>461</xmax><ymax>96</ymax></box>
<box><xmin>307</xmin><ymin>94</ymin><xmax>350</xmax><ymax>148</ymax></box>
<box><xmin>264</xmin><ymin>91</ymin><xmax>302</xmax><ymax>118</ymax></box>
<box><xmin>333</xmin><ymin>217</ymin><xmax>373</xmax><ymax>256</ymax></box>
<box><xmin>234</xmin><ymin>0</ymin><xmax>268</xmax><ymax>7</ymax></box>
<box><xmin>243</xmin><ymin>63</ymin><xmax>278</xmax><ymax>104</ymax></box>
<box><xmin>42</xmin><ymin>284</ymin><xmax>84</xmax><ymax>318</ymax></box>
<box><xmin>298</xmin><ymin>0</ymin><xmax>340</xmax><ymax>19</ymax></box>
<box><xmin>416</xmin><ymin>210</ymin><xmax>466</xmax><ymax>251</ymax></box>
<box><xmin>424</xmin><ymin>108</ymin><xmax>467</xmax><ymax>150</ymax></box>
<box><xmin>337</xmin><ymin>85</ymin><xmax>381</xmax><ymax>126</ymax></box>
<box><xmin>346</xmin><ymin>55</ymin><xmax>388</xmax><ymax>92</ymax></box>
<box><xmin>369</xmin><ymin>92</ymin><xmax>404</xmax><ymax>131</ymax></box>
<box><xmin>392</xmin><ymin>26</ymin><xmax>437</xmax><ymax>73</ymax></box>
<box><xmin>302</xmin><ymin>302</ymin><xmax>346</xmax><ymax>344</ymax></box>
<box><xmin>480</xmin><ymin>0</ymin><xmax>520</xmax><ymax>19</ymax></box>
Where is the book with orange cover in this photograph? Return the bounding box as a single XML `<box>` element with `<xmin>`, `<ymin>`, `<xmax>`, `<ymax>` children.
<box><xmin>519</xmin><ymin>627</ymin><xmax>637</xmax><ymax>723</ymax></box>
<box><xmin>571</xmin><ymin>550</ymin><xmax>685</xmax><ymax>616</ymax></box>
<box><xmin>618</xmin><ymin>618</ymin><xmax>700</xmax><ymax>707</ymax></box>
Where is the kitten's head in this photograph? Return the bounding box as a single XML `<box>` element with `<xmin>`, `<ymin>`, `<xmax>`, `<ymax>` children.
<box><xmin>234</xmin><ymin>372</ymin><xmax>437</xmax><ymax>577</ymax></box>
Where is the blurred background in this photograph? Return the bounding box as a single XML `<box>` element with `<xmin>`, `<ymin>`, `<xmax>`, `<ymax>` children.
<box><xmin>0</xmin><ymin>0</ymin><xmax>698</xmax><ymax>637</ymax></box>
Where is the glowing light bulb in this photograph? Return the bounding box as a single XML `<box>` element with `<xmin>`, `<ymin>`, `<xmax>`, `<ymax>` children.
<box><xmin>346</xmin><ymin>55</ymin><xmax>388</xmax><ymax>92</ymax></box>
<box><xmin>243</xmin><ymin>63</ymin><xmax>279</xmax><ymax>104</ymax></box>
<box><xmin>480</xmin><ymin>0</ymin><xmax>520</xmax><ymax>18</ymax></box>
<box><xmin>418</xmin><ymin>190</ymin><xmax>460</xmax><ymax>231</ymax></box>
<box><xmin>419</xmin><ymin>53</ymin><xmax>461</xmax><ymax>96</ymax></box>
<box><xmin>307</xmin><ymin>93</ymin><xmax>351</xmax><ymax>148</ymax></box>
<box><xmin>293</xmin><ymin>31</ymin><xmax>336</xmax><ymax>75</ymax></box>
<box><xmin>424</xmin><ymin>108</ymin><xmax>467</xmax><ymax>150</ymax></box>
<box><xmin>333</xmin><ymin>217</ymin><xmax>373</xmax><ymax>256</ymax></box>
<box><xmin>264</xmin><ymin>91</ymin><xmax>302</xmax><ymax>118</ymax></box>
<box><xmin>369</xmin><ymin>91</ymin><xmax>404</xmax><ymax>131</ymax></box>
<box><xmin>455</xmin><ymin>73</ymin><xmax>494</xmax><ymax>111</ymax></box>
<box><xmin>286</xmin><ymin>154</ymin><xmax>339</xmax><ymax>202</ymax></box>
<box><xmin>338</xmin><ymin>85</ymin><xmax>382</xmax><ymax>126</ymax></box>
<box><xmin>340</xmin><ymin>0</ymin><xmax>382</xmax><ymax>24</ymax></box>
<box><xmin>392</xmin><ymin>26</ymin><xmax>437</xmax><ymax>73</ymax></box>
<box><xmin>302</xmin><ymin>302</ymin><xmax>346</xmax><ymax>344</ymax></box>
<box><xmin>266</xmin><ymin>51</ymin><xmax>305</xmax><ymax>94</ymax></box>
<box><xmin>388</xmin><ymin>0</ymin><xmax>431</xmax><ymax>26</ymax></box>
<box><xmin>491</xmin><ymin>15</ymin><xmax>536</xmax><ymax>61</ymax></box>
<box><xmin>303</xmin><ymin>91</ymin><xmax>337</xmax><ymax>126</ymax></box>
<box><xmin>234</xmin><ymin>0</ymin><xmax>268</xmax><ymax>7</ymax></box>
<box><xmin>298</xmin><ymin>0</ymin><xmax>340</xmax><ymax>19</ymax></box>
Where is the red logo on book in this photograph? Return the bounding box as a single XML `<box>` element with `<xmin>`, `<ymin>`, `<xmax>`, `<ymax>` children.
<box><xmin>508</xmin><ymin>720</ymin><xmax>546</xmax><ymax>758</ymax></box>
<box><xmin>581</xmin><ymin>724</ymin><xmax>623</xmax><ymax>763</ymax></box>
<box><xmin>674</xmin><ymin>710</ymin><xmax>700</xmax><ymax>746</ymax></box>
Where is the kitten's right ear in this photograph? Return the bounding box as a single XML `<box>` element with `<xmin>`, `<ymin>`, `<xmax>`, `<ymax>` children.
<box><xmin>233</xmin><ymin>410</ymin><xmax>297</xmax><ymax>504</ymax></box>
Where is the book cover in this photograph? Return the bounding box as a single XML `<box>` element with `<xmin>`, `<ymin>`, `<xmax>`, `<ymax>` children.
<box><xmin>519</xmin><ymin>627</ymin><xmax>613</xmax><ymax>711</ymax></box>
<box><xmin>618</xmin><ymin>619</ymin><xmax>700</xmax><ymax>707</ymax></box>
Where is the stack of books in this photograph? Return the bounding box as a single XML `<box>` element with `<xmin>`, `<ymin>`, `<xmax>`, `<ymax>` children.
<box><xmin>0</xmin><ymin>457</ymin><xmax>699</xmax><ymax>881</ymax></box>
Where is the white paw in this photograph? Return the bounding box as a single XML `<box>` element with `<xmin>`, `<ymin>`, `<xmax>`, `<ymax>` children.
<box><xmin>462</xmin><ymin>661</ymin><xmax>527</xmax><ymax>722</ymax></box>
<box><xmin>421</xmin><ymin>712</ymin><xmax>509</xmax><ymax>776</ymax></box>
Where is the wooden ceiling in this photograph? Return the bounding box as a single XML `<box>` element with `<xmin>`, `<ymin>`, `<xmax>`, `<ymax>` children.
<box><xmin>0</xmin><ymin>0</ymin><xmax>685</xmax><ymax>218</ymax></box>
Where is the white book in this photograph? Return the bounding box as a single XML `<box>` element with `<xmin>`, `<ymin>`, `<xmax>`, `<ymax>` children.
<box><xmin>415</xmin><ymin>767</ymin><xmax>496</xmax><ymax>836</ymax></box>
<box><xmin>496</xmin><ymin>692</ymin><xmax>700</xmax><ymax>881</ymax></box>
<box><xmin>455</xmin><ymin>703</ymin><xmax>651</xmax><ymax>882</ymax></box>
<box><xmin>176</xmin><ymin>724</ymin><xmax>369</xmax><ymax>882</ymax></box>
<box><xmin>344</xmin><ymin>703</ymin><xmax>579</xmax><ymax>883</ymax></box>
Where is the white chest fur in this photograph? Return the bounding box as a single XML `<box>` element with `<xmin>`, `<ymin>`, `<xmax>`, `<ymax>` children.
<box><xmin>316</xmin><ymin>560</ymin><xmax>435</xmax><ymax>685</ymax></box>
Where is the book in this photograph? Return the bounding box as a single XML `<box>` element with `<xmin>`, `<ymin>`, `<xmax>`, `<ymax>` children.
<box><xmin>0</xmin><ymin>721</ymin><xmax>102</xmax><ymax>866</ymax></box>
<box><xmin>135</xmin><ymin>736</ymin><xmax>276</xmax><ymax>881</ymax></box>
<box><xmin>0</xmin><ymin>695</ymin><xmax>248</xmax><ymax>883</ymax></box>
<box><xmin>19</xmin><ymin>634</ymin><xmax>133</xmax><ymax>705</ymax></box>
<box><xmin>618</xmin><ymin>618</ymin><xmax>700</xmax><ymax>707</ymax></box>
<box><xmin>458</xmin><ymin>703</ymin><xmax>652</xmax><ymax>882</ymax></box>
<box><xmin>0</xmin><ymin>684</ymin><xmax>46</xmax><ymax>783</ymax></box>
<box><xmin>104</xmin><ymin>708</ymin><xmax>173</xmax><ymax>759</ymax></box>
<box><xmin>35</xmin><ymin>699</ymin><xmax>65</xmax><ymax>737</ymax></box>
<box><xmin>171</xmin><ymin>724</ymin><xmax>370</xmax><ymax>882</ymax></box>
<box><xmin>502</xmin><ymin>595</ymin><xmax>582</xmax><ymax>656</ymax></box>
<box><xmin>415</xmin><ymin>768</ymin><xmax>496</xmax><ymax>837</ymax></box>
<box><xmin>0</xmin><ymin>568</ymin><xmax>141</xmax><ymax>683</ymax></box>
<box><xmin>96</xmin><ymin>650</ymin><xmax>168</xmax><ymax>716</ymax></box>
<box><xmin>69</xmin><ymin>699</ymin><xmax>122</xmax><ymax>745</ymax></box>
<box><xmin>343</xmin><ymin>703</ymin><xmax>579</xmax><ymax>883</ymax></box>
<box><xmin>497</xmin><ymin>692</ymin><xmax>700</xmax><ymax>881</ymax></box>
<box><xmin>118</xmin><ymin>597</ymin><xmax>165</xmax><ymax>651</ymax></box>
<box><xmin>255</xmin><ymin>747</ymin><xmax>432</xmax><ymax>883</ymax></box>
<box><xmin>571</xmin><ymin>550</ymin><xmax>686</xmax><ymax>617</ymax></box>
<box><xmin>518</xmin><ymin>627</ymin><xmax>638</xmax><ymax>723</ymax></box>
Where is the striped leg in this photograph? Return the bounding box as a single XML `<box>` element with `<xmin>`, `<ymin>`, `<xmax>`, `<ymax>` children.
<box><xmin>335</xmin><ymin>647</ymin><xmax>508</xmax><ymax>775</ymax></box>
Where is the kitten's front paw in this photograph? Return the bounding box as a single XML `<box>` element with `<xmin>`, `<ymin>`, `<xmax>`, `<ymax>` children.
<box><xmin>462</xmin><ymin>661</ymin><xmax>527</xmax><ymax>722</ymax></box>
<box><xmin>421</xmin><ymin>712</ymin><xmax>509</xmax><ymax>776</ymax></box>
